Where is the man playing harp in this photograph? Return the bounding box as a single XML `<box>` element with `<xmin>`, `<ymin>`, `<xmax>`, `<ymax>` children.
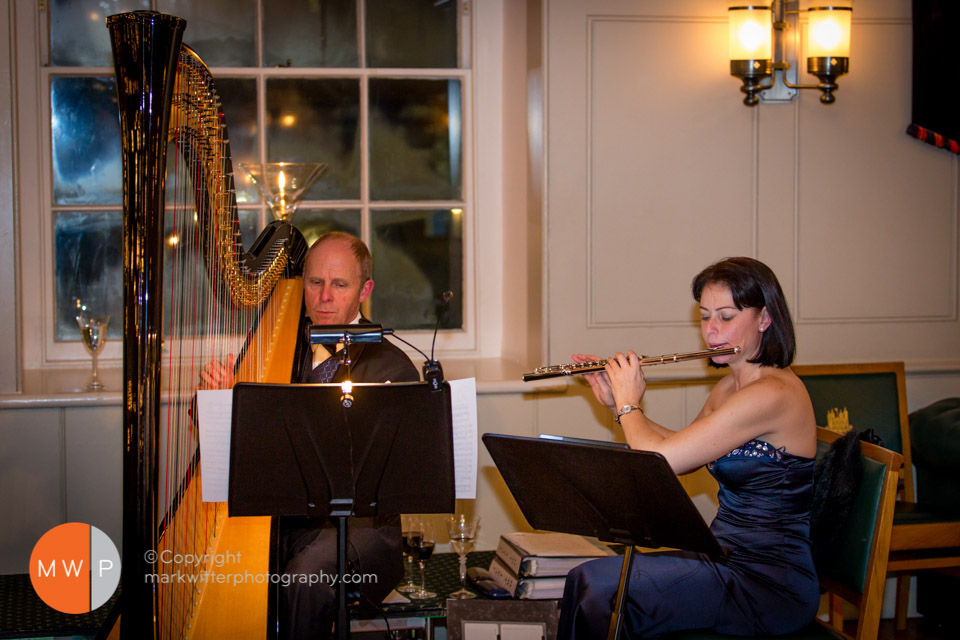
<box><xmin>202</xmin><ymin>232</ymin><xmax>418</xmax><ymax>639</ymax></box>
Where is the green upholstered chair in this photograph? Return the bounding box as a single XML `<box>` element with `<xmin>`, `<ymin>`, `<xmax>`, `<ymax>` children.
<box><xmin>662</xmin><ymin>428</ymin><xmax>902</xmax><ymax>640</ymax></box>
<box><xmin>792</xmin><ymin>363</ymin><xmax>960</xmax><ymax>630</ymax></box>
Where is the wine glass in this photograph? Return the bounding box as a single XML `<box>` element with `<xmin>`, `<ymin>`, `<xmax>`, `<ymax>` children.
<box><xmin>397</xmin><ymin>515</ymin><xmax>419</xmax><ymax>594</ymax></box>
<box><xmin>77</xmin><ymin>314</ymin><xmax>110</xmax><ymax>390</ymax></box>
<box><xmin>447</xmin><ymin>514</ymin><xmax>480</xmax><ymax>599</ymax></box>
<box><xmin>407</xmin><ymin>519</ymin><xmax>436</xmax><ymax>600</ymax></box>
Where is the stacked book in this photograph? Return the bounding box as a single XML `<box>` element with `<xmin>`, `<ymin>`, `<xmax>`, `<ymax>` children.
<box><xmin>487</xmin><ymin>532</ymin><xmax>616</xmax><ymax>599</ymax></box>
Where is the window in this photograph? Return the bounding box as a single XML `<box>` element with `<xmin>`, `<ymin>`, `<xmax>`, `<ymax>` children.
<box><xmin>45</xmin><ymin>0</ymin><xmax>469</xmax><ymax>358</ymax></box>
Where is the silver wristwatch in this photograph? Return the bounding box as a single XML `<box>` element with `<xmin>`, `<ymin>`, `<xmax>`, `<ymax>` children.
<box><xmin>616</xmin><ymin>404</ymin><xmax>642</xmax><ymax>424</ymax></box>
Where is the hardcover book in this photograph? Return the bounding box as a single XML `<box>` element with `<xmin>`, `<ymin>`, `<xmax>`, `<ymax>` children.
<box><xmin>487</xmin><ymin>555</ymin><xmax>569</xmax><ymax>600</ymax></box>
<box><xmin>495</xmin><ymin>531</ymin><xmax>615</xmax><ymax>578</ymax></box>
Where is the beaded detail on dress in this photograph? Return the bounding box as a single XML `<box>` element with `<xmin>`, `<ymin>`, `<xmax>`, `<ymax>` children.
<box><xmin>728</xmin><ymin>439</ymin><xmax>784</xmax><ymax>461</ymax></box>
<box><xmin>708</xmin><ymin>439</ymin><xmax>785</xmax><ymax>470</ymax></box>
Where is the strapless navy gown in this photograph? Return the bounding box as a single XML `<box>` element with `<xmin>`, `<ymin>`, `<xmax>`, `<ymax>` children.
<box><xmin>557</xmin><ymin>439</ymin><xmax>820</xmax><ymax>638</ymax></box>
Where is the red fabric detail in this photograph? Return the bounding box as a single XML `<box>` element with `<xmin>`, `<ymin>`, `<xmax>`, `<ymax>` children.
<box><xmin>906</xmin><ymin>123</ymin><xmax>960</xmax><ymax>156</ymax></box>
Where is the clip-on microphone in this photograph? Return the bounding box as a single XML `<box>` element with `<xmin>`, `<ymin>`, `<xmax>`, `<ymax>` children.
<box><xmin>422</xmin><ymin>291</ymin><xmax>453</xmax><ymax>390</ymax></box>
<box><xmin>378</xmin><ymin>291</ymin><xmax>454</xmax><ymax>391</ymax></box>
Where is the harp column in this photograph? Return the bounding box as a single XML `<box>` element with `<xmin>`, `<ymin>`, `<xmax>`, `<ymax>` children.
<box><xmin>107</xmin><ymin>11</ymin><xmax>186</xmax><ymax>640</ymax></box>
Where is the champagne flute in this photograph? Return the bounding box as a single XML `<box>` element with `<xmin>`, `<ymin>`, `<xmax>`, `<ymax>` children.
<box><xmin>398</xmin><ymin>515</ymin><xmax>419</xmax><ymax>594</ymax></box>
<box><xmin>447</xmin><ymin>514</ymin><xmax>479</xmax><ymax>598</ymax></box>
<box><xmin>408</xmin><ymin>519</ymin><xmax>436</xmax><ymax>600</ymax></box>
<box><xmin>77</xmin><ymin>314</ymin><xmax>110</xmax><ymax>390</ymax></box>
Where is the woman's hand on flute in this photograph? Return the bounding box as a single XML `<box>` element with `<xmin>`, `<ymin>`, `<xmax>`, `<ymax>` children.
<box><xmin>606</xmin><ymin>350</ymin><xmax>646</xmax><ymax>410</ymax></box>
<box><xmin>572</xmin><ymin>353</ymin><xmax>616</xmax><ymax>411</ymax></box>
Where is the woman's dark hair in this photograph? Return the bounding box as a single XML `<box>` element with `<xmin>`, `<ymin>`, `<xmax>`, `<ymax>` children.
<box><xmin>691</xmin><ymin>257</ymin><xmax>795</xmax><ymax>368</ymax></box>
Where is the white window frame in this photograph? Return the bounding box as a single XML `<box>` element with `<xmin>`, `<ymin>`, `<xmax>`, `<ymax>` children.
<box><xmin>13</xmin><ymin>0</ymin><xmax>509</xmax><ymax>371</ymax></box>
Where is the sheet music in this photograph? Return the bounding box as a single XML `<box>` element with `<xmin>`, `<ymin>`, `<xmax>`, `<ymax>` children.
<box><xmin>196</xmin><ymin>389</ymin><xmax>233</xmax><ymax>502</ymax></box>
<box><xmin>450</xmin><ymin>377</ymin><xmax>478</xmax><ymax>499</ymax></box>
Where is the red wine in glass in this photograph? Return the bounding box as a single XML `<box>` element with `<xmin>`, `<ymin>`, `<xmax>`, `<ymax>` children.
<box><xmin>415</xmin><ymin>541</ymin><xmax>435</xmax><ymax>561</ymax></box>
<box><xmin>408</xmin><ymin>521</ymin><xmax>436</xmax><ymax>599</ymax></box>
<box><xmin>398</xmin><ymin>529</ymin><xmax>421</xmax><ymax>593</ymax></box>
<box><xmin>403</xmin><ymin>532</ymin><xmax>423</xmax><ymax>557</ymax></box>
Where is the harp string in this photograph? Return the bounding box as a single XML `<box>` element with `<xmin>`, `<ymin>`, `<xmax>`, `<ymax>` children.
<box><xmin>155</xmin><ymin>48</ymin><xmax>258</xmax><ymax>638</ymax></box>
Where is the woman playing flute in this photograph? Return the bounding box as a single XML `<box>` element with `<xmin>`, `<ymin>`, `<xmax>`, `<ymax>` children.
<box><xmin>559</xmin><ymin>256</ymin><xmax>819</xmax><ymax>638</ymax></box>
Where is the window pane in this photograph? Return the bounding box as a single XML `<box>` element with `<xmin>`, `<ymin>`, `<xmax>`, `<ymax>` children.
<box><xmin>54</xmin><ymin>100</ymin><xmax>260</xmax><ymax>342</ymax></box>
<box><xmin>218</xmin><ymin>78</ymin><xmax>259</xmax><ymax>204</ymax></box>
<box><xmin>369</xmin><ymin>78</ymin><xmax>461</xmax><ymax>201</ymax></box>
<box><xmin>159</xmin><ymin>78</ymin><xmax>257</xmax><ymax>205</ymax></box>
<box><xmin>365</xmin><ymin>0</ymin><xmax>458</xmax><ymax>68</ymax></box>
<box><xmin>292</xmin><ymin>209</ymin><xmax>361</xmax><ymax>246</ymax></box>
<box><xmin>157</xmin><ymin>0</ymin><xmax>257</xmax><ymax>67</ymax></box>
<box><xmin>370</xmin><ymin>209</ymin><xmax>462</xmax><ymax>330</ymax></box>
<box><xmin>51</xmin><ymin>77</ymin><xmax>122</xmax><ymax>206</ymax></box>
<box><xmin>161</xmin><ymin>207</ymin><xmax>261</xmax><ymax>339</ymax></box>
<box><xmin>53</xmin><ymin>210</ymin><xmax>287</xmax><ymax>342</ymax></box>
<box><xmin>50</xmin><ymin>0</ymin><xmax>149</xmax><ymax>66</ymax></box>
<box><xmin>263</xmin><ymin>0</ymin><xmax>358</xmax><ymax>68</ymax></box>
<box><xmin>237</xmin><ymin>209</ymin><xmax>266</xmax><ymax>250</ymax></box>
<box><xmin>266</xmin><ymin>78</ymin><xmax>360</xmax><ymax>200</ymax></box>
<box><xmin>54</xmin><ymin>212</ymin><xmax>123</xmax><ymax>341</ymax></box>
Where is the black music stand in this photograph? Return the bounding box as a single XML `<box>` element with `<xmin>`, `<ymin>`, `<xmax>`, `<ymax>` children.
<box><xmin>482</xmin><ymin>434</ymin><xmax>724</xmax><ymax>640</ymax></box>
<box><xmin>230</xmin><ymin>381</ymin><xmax>456</xmax><ymax>640</ymax></box>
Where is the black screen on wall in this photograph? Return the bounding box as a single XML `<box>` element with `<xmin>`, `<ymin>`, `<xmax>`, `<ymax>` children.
<box><xmin>907</xmin><ymin>0</ymin><xmax>960</xmax><ymax>154</ymax></box>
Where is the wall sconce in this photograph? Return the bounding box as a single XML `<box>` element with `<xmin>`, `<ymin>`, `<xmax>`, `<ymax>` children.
<box><xmin>729</xmin><ymin>1</ymin><xmax>852</xmax><ymax>106</ymax></box>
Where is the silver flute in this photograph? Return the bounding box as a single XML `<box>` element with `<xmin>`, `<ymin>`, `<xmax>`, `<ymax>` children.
<box><xmin>522</xmin><ymin>346</ymin><xmax>741</xmax><ymax>382</ymax></box>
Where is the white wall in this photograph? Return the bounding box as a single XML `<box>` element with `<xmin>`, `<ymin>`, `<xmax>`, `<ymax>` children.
<box><xmin>543</xmin><ymin>0</ymin><xmax>958</xmax><ymax>372</ymax></box>
<box><xmin>0</xmin><ymin>403</ymin><xmax>122</xmax><ymax>574</ymax></box>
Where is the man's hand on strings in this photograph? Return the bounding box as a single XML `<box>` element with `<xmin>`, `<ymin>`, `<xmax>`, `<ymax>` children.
<box><xmin>199</xmin><ymin>354</ymin><xmax>236</xmax><ymax>390</ymax></box>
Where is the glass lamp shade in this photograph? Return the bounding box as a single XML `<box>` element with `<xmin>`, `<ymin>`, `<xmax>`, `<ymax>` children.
<box><xmin>807</xmin><ymin>7</ymin><xmax>852</xmax><ymax>59</ymax></box>
<box><xmin>729</xmin><ymin>5</ymin><xmax>773</xmax><ymax>61</ymax></box>
<box><xmin>237</xmin><ymin>162</ymin><xmax>327</xmax><ymax>221</ymax></box>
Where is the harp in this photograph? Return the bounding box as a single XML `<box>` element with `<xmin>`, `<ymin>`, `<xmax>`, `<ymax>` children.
<box><xmin>106</xmin><ymin>11</ymin><xmax>308</xmax><ymax>639</ymax></box>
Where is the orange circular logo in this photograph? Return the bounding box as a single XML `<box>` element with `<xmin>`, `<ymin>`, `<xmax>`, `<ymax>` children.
<box><xmin>29</xmin><ymin>523</ymin><xmax>120</xmax><ymax>614</ymax></box>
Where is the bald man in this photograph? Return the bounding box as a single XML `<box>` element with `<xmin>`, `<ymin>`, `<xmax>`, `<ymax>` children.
<box><xmin>282</xmin><ymin>232</ymin><xmax>418</xmax><ymax>640</ymax></box>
